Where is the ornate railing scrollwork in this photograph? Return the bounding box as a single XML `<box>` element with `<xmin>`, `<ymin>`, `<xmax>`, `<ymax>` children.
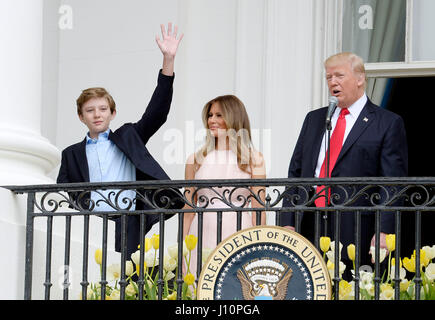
<box><xmin>18</xmin><ymin>178</ymin><xmax>435</xmax><ymax>216</ymax></box>
<box><xmin>3</xmin><ymin>176</ymin><xmax>435</xmax><ymax>301</ymax></box>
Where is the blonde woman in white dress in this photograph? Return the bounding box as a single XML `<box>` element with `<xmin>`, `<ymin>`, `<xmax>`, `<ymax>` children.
<box><xmin>183</xmin><ymin>95</ymin><xmax>266</xmax><ymax>277</ymax></box>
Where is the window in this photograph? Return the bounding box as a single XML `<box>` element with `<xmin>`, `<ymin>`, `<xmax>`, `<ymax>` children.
<box><xmin>336</xmin><ymin>0</ymin><xmax>435</xmax><ymax>105</ymax></box>
<box><xmin>336</xmin><ymin>1</ymin><xmax>435</xmax><ymax>254</ymax></box>
<box><xmin>342</xmin><ymin>0</ymin><xmax>406</xmax><ymax>63</ymax></box>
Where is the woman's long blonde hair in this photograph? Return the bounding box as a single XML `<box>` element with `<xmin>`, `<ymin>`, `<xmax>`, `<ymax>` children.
<box><xmin>194</xmin><ymin>95</ymin><xmax>257</xmax><ymax>173</ymax></box>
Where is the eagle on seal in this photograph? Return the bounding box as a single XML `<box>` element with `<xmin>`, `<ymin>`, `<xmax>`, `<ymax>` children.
<box><xmin>237</xmin><ymin>268</ymin><xmax>293</xmax><ymax>300</ymax></box>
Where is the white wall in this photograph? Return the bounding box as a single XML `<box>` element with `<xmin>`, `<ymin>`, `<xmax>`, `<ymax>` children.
<box><xmin>51</xmin><ymin>0</ymin><xmax>323</xmax><ymax>181</ymax></box>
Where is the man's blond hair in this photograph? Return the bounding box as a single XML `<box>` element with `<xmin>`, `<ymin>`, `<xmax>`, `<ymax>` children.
<box><xmin>324</xmin><ymin>52</ymin><xmax>367</xmax><ymax>87</ymax></box>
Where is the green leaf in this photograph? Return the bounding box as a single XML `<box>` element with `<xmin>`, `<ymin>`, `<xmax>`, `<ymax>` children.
<box><xmin>143</xmin><ymin>278</ymin><xmax>152</xmax><ymax>300</ymax></box>
<box><xmin>164</xmin><ymin>274</ymin><xmax>169</xmax><ymax>297</ymax></box>
<box><xmin>400</xmin><ymin>291</ymin><xmax>411</xmax><ymax>300</ymax></box>
<box><xmin>131</xmin><ymin>280</ymin><xmax>139</xmax><ymax>294</ymax></box>
<box><xmin>182</xmin><ymin>282</ymin><xmax>188</xmax><ymax>300</ymax></box>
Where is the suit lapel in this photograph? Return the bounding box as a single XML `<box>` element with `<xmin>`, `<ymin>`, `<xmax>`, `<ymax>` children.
<box><xmin>73</xmin><ymin>138</ymin><xmax>90</xmax><ymax>182</ymax></box>
<box><xmin>108</xmin><ymin>129</ymin><xmax>142</xmax><ymax>171</ymax></box>
<box><xmin>310</xmin><ymin>109</ymin><xmax>329</xmax><ymax>173</ymax></box>
<box><xmin>108</xmin><ymin>127</ymin><xmax>170</xmax><ymax>180</ymax></box>
<box><xmin>334</xmin><ymin>101</ymin><xmax>376</xmax><ymax>170</ymax></box>
<box><xmin>108</xmin><ymin>130</ymin><xmax>127</xmax><ymax>155</ymax></box>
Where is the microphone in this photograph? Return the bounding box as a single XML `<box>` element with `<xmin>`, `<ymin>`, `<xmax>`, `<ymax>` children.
<box><xmin>325</xmin><ymin>96</ymin><xmax>338</xmax><ymax>129</ymax></box>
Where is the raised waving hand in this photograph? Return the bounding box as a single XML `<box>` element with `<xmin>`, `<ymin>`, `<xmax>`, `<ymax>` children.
<box><xmin>156</xmin><ymin>22</ymin><xmax>184</xmax><ymax>76</ymax></box>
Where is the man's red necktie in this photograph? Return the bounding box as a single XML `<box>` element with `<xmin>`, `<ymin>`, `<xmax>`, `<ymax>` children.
<box><xmin>315</xmin><ymin>108</ymin><xmax>349</xmax><ymax>207</ymax></box>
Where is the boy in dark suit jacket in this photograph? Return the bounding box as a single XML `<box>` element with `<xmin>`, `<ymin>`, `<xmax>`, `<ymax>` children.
<box><xmin>57</xmin><ymin>23</ymin><xmax>184</xmax><ymax>258</ymax></box>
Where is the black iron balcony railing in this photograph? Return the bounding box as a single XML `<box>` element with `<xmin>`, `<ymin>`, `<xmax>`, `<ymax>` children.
<box><xmin>3</xmin><ymin>177</ymin><xmax>435</xmax><ymax>300</ymax></box>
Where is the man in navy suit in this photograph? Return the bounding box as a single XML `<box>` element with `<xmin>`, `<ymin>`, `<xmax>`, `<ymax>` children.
<box><xmin>57</xmin><ymin>23</ymin><xmax>184</xmax><ymax>258</ymax></box>
<box><xmin>280</xmin><ymin>52</ymin><xmax>408</xmax><ymax>271</ymax></box>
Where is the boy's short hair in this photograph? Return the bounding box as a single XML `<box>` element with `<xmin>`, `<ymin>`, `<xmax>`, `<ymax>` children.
<box><xmin>76</xmin><ymin>87</ymin><xmax>116</xmax><ymax>115</ymax></box>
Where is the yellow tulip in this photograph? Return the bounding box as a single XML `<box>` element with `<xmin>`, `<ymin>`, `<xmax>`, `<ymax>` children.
<box><xmin>391</xmin><ymin>258</ymin><xmax>402</xmax><ymax>268</ymax></box>
<box><xmin>184</xmin><ymin>273</ymin><xmax>195</xmax><ymax>286</ymax></box>
<box><xmin>347</xmin><ymin>244</ymin><xmax>355</xmax><ymax>261</ymax></box>
<box><xmin>136</xmin><ymin>261</ymin><xmax>147</xmax><ymax>275</ymax></box>
<box><xmin>410</xmin><ymin>249</ymin><xmax>430</xmax><ymax>268</ymax></box>
<box><xmin>94</xmin><ymin>248</ymin><xmax>103</xmax><ymax>265</ymax></box>
<box><xmin>400</xmin><ymin>279</ymin><xmax>410</xmax><ymax>292</ymax></box>
<box><xmin>167</xmin><ymin>291</ymin><xmax>177</xmax><ymax>300</ymax></box>
<box><xmin>185</xmin><ymin>234</ymin><xmax>198</xmax><ymax>251</ymax></box>
<box><xmin>418</xmin><ymin>249</ymin><xmax>430</xmax><ymax>267</ymax></box>
<box><xmin>380</xmin><ymin>283</ymin><xmax>394</xmax><ymax>300</ymax></box>
<box><xmin>338</xmin><ymin>280</ymin><xmax>352</xmax><ymax>300</ymax></box>
<box><xmin>320</xmin><ymin>237</ymin><xmax>331</xmax><ymax>253</ymax></box>
<box><xmin>386</xmin><ymin>234</ymin><xmax>396</xmax><ymax>252</ymax></box>
<box><xmin>151</xmin><ymin>234</ymin><xmax>160</xmax><ymax>250</ymax></box>
<box><xmin>380</xmin><ymin>283</ymin><xmax>393</xmax><ymax>291</ymax></box>
<box><xmin>137</xmin><ymin>238</ymin><xmax>152</xmax><ymax>251</ymax></box>
<box><xmin>145</xmin><ymin>238</ymin><xmax>152</xmax><ymax>252</ymax></box>
<box><xmin>403</xmin><ymin>257</ymin><xmax>415</xmax><ymax>273</ymax></box>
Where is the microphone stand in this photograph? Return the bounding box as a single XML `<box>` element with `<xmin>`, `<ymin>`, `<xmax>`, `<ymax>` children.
<box><xmin>323</xmin><ymin>118</ymin><xmax>333</xmax><ymax>237</ymax></box>
<box><xmin>320</xmin><ymin>96</ymin><xmax>337</xmax><ymax>241</ymax></box>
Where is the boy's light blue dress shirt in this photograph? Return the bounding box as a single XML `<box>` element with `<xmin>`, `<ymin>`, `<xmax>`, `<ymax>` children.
<box><xmin>85</xmin><ymin>129</ymin><xmax>136</xmax><ymax>211</ymax></box>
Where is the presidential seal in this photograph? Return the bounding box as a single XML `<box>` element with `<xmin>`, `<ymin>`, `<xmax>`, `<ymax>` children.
<box><xmin>196</xmin><ymin>226</ymin><xmax>331</xmax><ymax>300</ymax></box>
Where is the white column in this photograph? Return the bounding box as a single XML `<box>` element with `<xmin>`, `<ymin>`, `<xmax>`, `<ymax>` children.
<box><xmin>0</xmin><ymin>0</ymin><xmax>60</xmax><ymax>300</ymax></box>
<box><xmin>0</xmin><ymin>0</ymin><xmax>60</xmax><ymax>186</ymax></box>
